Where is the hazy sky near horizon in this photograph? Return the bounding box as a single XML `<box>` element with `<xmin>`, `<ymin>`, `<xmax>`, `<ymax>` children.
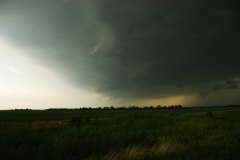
<box><xmin>0</xmin><ymin>0</ymin><xmax>239</xmax><ymax>109</ymax></box>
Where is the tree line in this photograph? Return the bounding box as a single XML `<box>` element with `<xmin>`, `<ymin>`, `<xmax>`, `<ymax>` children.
<box><xmin>46</xmin><ymin>105</ymin><xmax>183</xmax><ymax>111</ymax></box>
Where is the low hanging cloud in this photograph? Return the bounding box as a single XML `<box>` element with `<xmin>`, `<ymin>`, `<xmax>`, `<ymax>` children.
<box><xmin>0</xmin><ymin>0</ymin><xmax>239</xmax><ymax>104</ymax></box>
<box><xmin>197</xmin><ymin>79</ymin><xmax>240</xmax><ymax>97</ymax></box>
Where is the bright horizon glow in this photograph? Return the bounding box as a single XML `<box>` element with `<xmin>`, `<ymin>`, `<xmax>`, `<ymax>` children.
<box><xmin>0</xmin><ymin>36</ymin><xmax>113</xmax><ymax>110</ymax></box>
<box><xmin>130</xmin><ymin>94</ymin><xmax>197</xmax><ymax>107</ymax></box>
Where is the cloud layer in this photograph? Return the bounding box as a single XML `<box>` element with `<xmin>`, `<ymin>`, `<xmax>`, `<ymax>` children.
<box><xmin>0</xmin><ymin>0</ymin><xmax>239</xmax><ymax>105</ymax></box>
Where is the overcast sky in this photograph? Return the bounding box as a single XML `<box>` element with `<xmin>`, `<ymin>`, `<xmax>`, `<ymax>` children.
<box><xmin>0</xmin><ymin>0</ymin><xmax>239</xmax><ymax>109</ymax></box>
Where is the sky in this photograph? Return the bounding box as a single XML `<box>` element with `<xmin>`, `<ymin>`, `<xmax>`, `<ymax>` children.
<box><xmin>0</xmin><ymin>0</ymin><xmax>239</xmax><ymax>109</ymax></box>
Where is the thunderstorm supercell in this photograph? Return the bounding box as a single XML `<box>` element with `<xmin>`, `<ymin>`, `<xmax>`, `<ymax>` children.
<box><xmin>0</xmin><ymin>0</ymin><xmax>239</xmax><ymax>108</ymax></box>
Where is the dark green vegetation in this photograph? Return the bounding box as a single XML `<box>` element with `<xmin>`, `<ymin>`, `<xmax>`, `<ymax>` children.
<box><xmin>0</xmin><ymin>107</ymin><xmax>240</xmax><ymax>160</ymax></box>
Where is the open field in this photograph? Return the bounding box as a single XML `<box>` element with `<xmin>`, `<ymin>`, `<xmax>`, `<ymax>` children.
<box><xmin>0</xmin><ymin>107</ymin><xmax>240</xmax><ymax>160</ymax></box>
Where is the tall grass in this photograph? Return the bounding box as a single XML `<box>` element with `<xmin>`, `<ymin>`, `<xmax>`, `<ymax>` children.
<box><xmin>0</xmin><ymin>107</ymin><xmax>240</xmax><ymax>159</ymax></box>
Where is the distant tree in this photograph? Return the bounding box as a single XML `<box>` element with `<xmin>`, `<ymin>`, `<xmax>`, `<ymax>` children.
<box><xmin>149</xmin><ymin>106</ymin><xmax>154</xmax><ymax>109</ymax></box>
<box><xmin>128</xmin><ymin>106</ymin><xmax>139</xmax><ymax>110</ymax></box>
<box><xmin>118</xmin><ymin>107</ymin><xmax>126</xmax><ymax>110</ymax></box>
<box><xmin>157</xmin><ymin>105</ymin><xmax>162</xmax><ymax>109</ymax></box>
<box><xmin>110</xmin><ymin>106</ymin><xmax>115</xmax><ymax>110</ymax></box>
<box><xmin>175</xmin><ymin>105</ymin><xmax>183</xmax><ymax>109</ymax></box>
<box><xmin>103</xmin><ymin>107</ymin><xmax>109</xmax><ymax>110</ymax></box>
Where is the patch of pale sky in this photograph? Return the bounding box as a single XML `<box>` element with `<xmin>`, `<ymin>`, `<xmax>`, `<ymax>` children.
<box><xmin>0</xmin><ymin>35</ymin><xmax>113</xmax><ymax>109</ymax></box>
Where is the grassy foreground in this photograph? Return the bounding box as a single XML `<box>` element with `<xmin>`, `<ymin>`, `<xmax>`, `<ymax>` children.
<box><xmin>0</xmin><ymin>107</ymin><xmax>240</xmax><ymax>160</ymax></box>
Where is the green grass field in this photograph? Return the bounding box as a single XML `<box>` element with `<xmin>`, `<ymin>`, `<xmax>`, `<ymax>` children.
<box><xmin>0</xmin><ymin>107</ymin><xmax>240</xmax><ymax>160</ymax></box>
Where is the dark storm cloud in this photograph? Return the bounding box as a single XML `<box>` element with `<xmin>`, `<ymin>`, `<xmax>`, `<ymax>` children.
<box><xmin>0</xmin><ymin>0</ymin><xmax>239</xmax><ymax>101</ymax></box>
<box><xmin>198</xmin><ymin>79</ymin><xmax>240</xmax><ymax>97</ymax></box>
